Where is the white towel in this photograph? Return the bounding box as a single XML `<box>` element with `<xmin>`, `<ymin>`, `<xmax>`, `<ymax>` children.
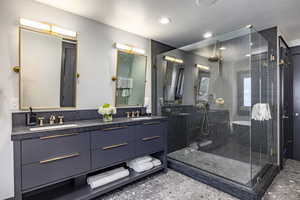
<box><xmin>87</xmin><ymin>168</ymin><xmax>129</xmax><ymax>189</ymax></box>
<box><xmin>127</xmin><ymin>156</ymin><xmax>153</xmax><ymax>168</ymax></box>
<box><xmin>117</xmin><ymin>77</ymin><xmax>133</xmax><ymax>89</ymax></box>
<box><xmin>251</xmin><ymin>103</ymin><xmax>272</xmax><ymax>121</ymax></box>
<box><xmin>87</xmin><ymin>167</ymin><xmax>126</xmax><ymax>185</ymax></box>
<box><xmin>151</xmin><ymin>158</ymin><xmax>162</xmax><ymax>167</ymax></box>
<box><xmin>131</xmin><ymin>162</ymin><xmax>154</xmax><ymax>173</ymax></box>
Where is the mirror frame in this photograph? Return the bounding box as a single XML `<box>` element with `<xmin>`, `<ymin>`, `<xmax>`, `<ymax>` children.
<box><xmin>114</xmin><ymin>49</ymin><xmax>147</xmax><ymax>108</ymax></box>
<box><xmin>18</xmin><ymin>26</ymin><xmax>79</xmax><ymax>111</ymax></box>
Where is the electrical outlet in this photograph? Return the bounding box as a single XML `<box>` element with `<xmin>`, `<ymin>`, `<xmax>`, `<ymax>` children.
<box><xmin>11</xmin><ymin>98</ymin><xmax>19</xmax><ymax>110</ymax></box>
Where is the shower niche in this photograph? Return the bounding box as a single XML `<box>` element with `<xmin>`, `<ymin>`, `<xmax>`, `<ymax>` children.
<box><xmin>156</xmin><ymin>26</ymin><xmax>279</xmax><ymax>199</ymax></box>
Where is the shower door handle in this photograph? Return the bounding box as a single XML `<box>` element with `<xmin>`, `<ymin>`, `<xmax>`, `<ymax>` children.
<box><xmin>282</xmin><ymin>115</ymin><xmax>289</xmax><ymax>119</ymax></box>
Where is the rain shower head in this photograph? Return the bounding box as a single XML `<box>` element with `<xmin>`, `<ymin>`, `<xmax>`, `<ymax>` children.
<box><xmin>208</xmin><ymin>56</ymin><xmax>220</xmax><ymax>62</ymax></box>
<box><xmin>208</xmin><ymin>41</ymin><xmax>220</xmax><ymax>62</ymax></box>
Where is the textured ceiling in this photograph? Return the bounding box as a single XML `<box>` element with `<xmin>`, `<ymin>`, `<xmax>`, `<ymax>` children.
<box><xmin>35</xmin><ymin>0</ymin><xmax>300</xmax><ymax>47</ymax></box>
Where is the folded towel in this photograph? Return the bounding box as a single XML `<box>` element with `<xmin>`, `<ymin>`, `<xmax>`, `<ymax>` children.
<box><xmin>251</xmin><ymin>103</ymin><xmax>272</xmax><ymax>121</ymax></box>
<box><xmin>131</xmin><ymin>161</ymin><xmax>154</xmax><ymax>173</ymax></box>
<box><xmin>127</xmin><ymin>156</ymin><xmax>153</xmax><ymax>168</ymax></box>
<box><xmin>88</xmin><ymin>168</ymin><xmax>129</xmax><ymax>189</ymax></box>
<box><xmin>87</xmin><ymin>167</ymin><xmax>127</xmax><ymax>185</ymax></box>
<box><xmin>152</xmin><ymin>158</ymin><xmax>162</xmax><ymax>167</ymax></box>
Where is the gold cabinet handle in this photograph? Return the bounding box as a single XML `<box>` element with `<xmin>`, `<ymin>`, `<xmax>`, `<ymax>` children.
<box><xmin>102</xmin><ymin>126</ymin><xmax>128</xmax><ymax>131</ymax></box>
<box><xmin>142</xmin><ymin>136</ymin><xmax>161</xmax><ymax>141</ymax></box>
<box><xmin>40</xmin><ymin>133</ymin><xmax>79</xmax><ymax>140</ymax></box>
<box><xmin>102</xmin><ymin>143</ymin><xmax>128</xmax><ymax>150</ymax></box>
<box><xmin>39</xmin><ymin>153</ymin><xmax>80</xmax><ymax>164</ymax></box>
<box><xmin>143</xmin><ymin>122</ymin><xmax>160</xmax><ymax>125</ymax></box>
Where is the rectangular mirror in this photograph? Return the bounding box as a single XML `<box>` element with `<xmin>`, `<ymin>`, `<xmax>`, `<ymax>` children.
<box><xmin>115</xmin><ymin>51</ymin><xmax>147</xmax><ymax>107</ymax></box>
<box><xmin>163</xmin><ymin>61</ymin><xmax>185</xmax><ymax>104</ymax></box>
<box><xmin>20</xmin><ymin>28</ymin><xmax>77</xmax><ymax>110</ymax></box>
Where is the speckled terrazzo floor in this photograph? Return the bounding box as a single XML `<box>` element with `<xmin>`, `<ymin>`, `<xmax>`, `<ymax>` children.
<box><xmin>263</xmin><ymin>159</ymin><xmax>300</xmax><ymax>200</ymax></box>
<box><xmin>98</xmin><ymin>169</ymin><xmax>237</xmax><ymax>200</ymax></box>
<box><xmin>96</xmin><ymin>159</ymin><xmax>300</xmax><ymax>200</ymax></box>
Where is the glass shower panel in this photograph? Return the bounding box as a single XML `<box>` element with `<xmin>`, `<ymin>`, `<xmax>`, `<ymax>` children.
<box><xmin>250</xmin><ymin>29</ymin><xmax>276</xmax><ymax>185</ymax></box>
<box><xmin>159</xmin><ymin>27</ymin><xmax>258</xmax><ymax>185</ymax></box>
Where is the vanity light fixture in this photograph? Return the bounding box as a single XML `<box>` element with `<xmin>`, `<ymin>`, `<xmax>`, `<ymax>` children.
<box><xmin>219</xmin><ymin>46</ymin><xmax>226</xmax><ymax>50</ymax></box>
<box><xmin>51</xmin><ymin>26</ymin><xmax>77</xmax><ymax>38</ymax></box>
<box><xmin>164</xmin><ymin>56</ymin><xmax>184</xmax><ymax>64</ymax></box>
<box><xmin>19</xmin><ymin>18</ymin><xmax>77</xmax><ymax>38</ymax></box>
<box><xmin>115</xmin><ymin>43</ymin><xmax>145</xmax><ymax>55</ymax></box>
<box><xmin>196</xmin><ymin>64</ymin><xmax>210</xmax><ymax>71</ymax></box>
<box><xmin>20</xmin><ymin>18</ymin><xmax>51</xmax><ymax>31</ymax></box>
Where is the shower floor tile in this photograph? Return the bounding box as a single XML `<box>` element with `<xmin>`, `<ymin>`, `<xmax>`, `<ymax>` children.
<box><xmin>168</xmin><ymin>146</ymin><xmax>261</xmax><ymax>185</ymax></box>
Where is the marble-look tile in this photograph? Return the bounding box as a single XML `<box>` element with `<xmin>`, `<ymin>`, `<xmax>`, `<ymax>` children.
<box><xmin>263</xmin><ymin>159</ymin><xmax>300</xmax><ymax>200</ymax></box>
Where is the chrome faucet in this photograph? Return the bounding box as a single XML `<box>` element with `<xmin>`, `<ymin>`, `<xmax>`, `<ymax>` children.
<box><xmin>49</xmin><ymin>115</ymin><xmax>56</xmax><ymax>125</ymax></box>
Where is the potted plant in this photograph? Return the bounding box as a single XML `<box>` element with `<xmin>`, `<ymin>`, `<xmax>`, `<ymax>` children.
<box><xmin>98</xmin><ymin>103</ymin><xmax>117</xmax><ymax>122</ymax></box>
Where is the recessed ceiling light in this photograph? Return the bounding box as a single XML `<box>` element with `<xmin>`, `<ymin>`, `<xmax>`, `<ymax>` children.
<box><xmin>203</xmin><ymin>32</ymin><xmax>213</xmax><ymax>38</ymax></box>
<box><xmin>159</xmin><ymin>17</ymin><xmax>171</xmax><ymax>25</ymax></box>
<box><xmin>219</xmin><ymin>46</ymin><xmax>226</xmax><ymax>50</ymax></box>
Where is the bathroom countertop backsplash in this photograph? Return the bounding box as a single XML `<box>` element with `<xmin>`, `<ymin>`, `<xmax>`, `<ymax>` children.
<box><xmin>11</xmin><ymin>107</ymin><xmax>167</xmax><ymax>141</ymax></box>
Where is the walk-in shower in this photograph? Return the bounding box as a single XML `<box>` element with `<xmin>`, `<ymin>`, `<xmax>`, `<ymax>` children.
<box><xmin>156</xmin><ymin>26</ymin><xmax>278</xmax><ymax>198</ymax></box>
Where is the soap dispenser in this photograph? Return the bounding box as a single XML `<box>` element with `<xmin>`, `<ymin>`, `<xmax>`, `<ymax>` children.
<box><xmin>26</xmin><ymin>107</ymin><xmax>37</xmax><ymax>126</ymax></box>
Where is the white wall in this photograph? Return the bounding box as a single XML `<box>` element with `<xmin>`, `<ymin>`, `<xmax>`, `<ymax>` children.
<box><xmin>0</xmin><ymin>0</ymin><xmax>151</xmax><ymax>198</ymax></box>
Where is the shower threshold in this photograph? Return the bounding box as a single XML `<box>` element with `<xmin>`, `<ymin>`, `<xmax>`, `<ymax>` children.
<box><xmin>167</xmin><ymin>157</ymin><xmax>279</xmax><ymax>200</ymax></box>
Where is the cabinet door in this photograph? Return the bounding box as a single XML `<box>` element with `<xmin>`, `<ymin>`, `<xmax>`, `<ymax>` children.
<box><xmin>135</xmin><ymin>121</ymin><xmax>166</xmax><ymax>156</ymax></box>
<box><xmin>91</xmin><ymin>126</ymin><xmax>135</xmax><ymax>169</ymax></box>
<box><xmin>22</xmin><ymin>133</ymin><xmax>90</xmax><ymax>165</ymax></box>
<box><xmin>22</xmin><ymin>151</ymin><xmax>90</xmax><ymax>190</ymax></box>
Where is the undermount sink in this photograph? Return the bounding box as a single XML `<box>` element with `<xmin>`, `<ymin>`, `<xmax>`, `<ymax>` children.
<box><xmin>29</xmin><ymin>124</ymin><xmax>78</xmax><ymax>131</ymax></box>
<box><xmin>131</xmin><ymin>117</ymin><xmax>152</xmax><ymax>121</ymax></box>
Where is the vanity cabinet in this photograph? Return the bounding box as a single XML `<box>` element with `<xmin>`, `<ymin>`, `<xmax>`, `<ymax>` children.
<box><xmin>12</xmin><ymin>118</ymin><xmax>167</xmax><ymax>200</ymax></box>
<box><xmin>136</xmin><ymin>121</ymin><xmax>165</xmax><ymax>157</ymax></box>
<box><xmin>91</xmin><ymin>126</ymin><xmax>135</xmax><ymax>169</ymax></box>
<box><xmin>21</xmin><ymin>133</ymin><xmax>90</xmax><ymax>190</ymax></box>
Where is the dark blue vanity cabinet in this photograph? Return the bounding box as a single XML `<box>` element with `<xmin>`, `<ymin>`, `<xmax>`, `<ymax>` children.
<box><xmin>12</xmin><ymin>117</ymin><xmax>167</xmax><ymax>200</ymax></box>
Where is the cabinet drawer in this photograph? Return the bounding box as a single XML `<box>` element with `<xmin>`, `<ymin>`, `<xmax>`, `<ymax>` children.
<box><xmin>91</xmin><ymin>126</ymin><xmax>134</xmax><ymax>149</ymax></box>
<box><xmin>136</xmin><ymin>122</ymin><xmax>165</xmax><ymax>156</ymax></box>
<box><xmin>22</xmin><ymin>151</ymin><xmax>90</xmax><ymax>190</ymax></box>
<box><xmin>22</xmin><ymin>133</ymin><xmax>90</xmax><ymax>165</ymax></box>
<box><xmin>92</xmin><ymin>141</ymin><xmax>134</xmax><ymax>169</ymax></box>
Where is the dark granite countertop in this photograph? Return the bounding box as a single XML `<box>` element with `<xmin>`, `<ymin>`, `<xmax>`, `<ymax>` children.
<box><xmin>11</xmin><ymin>116</ymin><xmax>167</xmax><ymax>141</ymax></box>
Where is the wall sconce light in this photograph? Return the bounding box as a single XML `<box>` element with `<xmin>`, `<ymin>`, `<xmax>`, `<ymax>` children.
<box><xmin>196</xmin><ymin>64</ymin><xmax>210</xmax><ymax>71</ymax></box>
<box><xmin>20</xmin><ymin>18</ymin><xmax>77</xmax><ymax>38</ymax></box>
<box><xmin>115</xmin><ymin>43</ymin><xmax>145</xmax><ymax>55</ymax></box>
<box><xmin>164</xmin><ymin>56</ymin><xmax>184</xmax><ymax>64</ymax></box>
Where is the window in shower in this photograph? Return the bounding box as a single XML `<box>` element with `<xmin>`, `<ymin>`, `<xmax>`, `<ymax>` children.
<box><xmin>237</xmin><ymin>71</ymin><xmax>251</xmax><ymax>115</ymax></box>
<box><xmin>198</xmin><ymin>76</ymin><xmax>210</xmax><ymax>101</ymax></box>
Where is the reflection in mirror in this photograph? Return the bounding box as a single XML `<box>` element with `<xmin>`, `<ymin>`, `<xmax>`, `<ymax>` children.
<box><xmin>20</xmin><ymin>28</ymin><xmax>77</xmax><ymax>109</ymax></box>
<box><xmin>196</xmin><ymin>69</ymin><xmax>210</xmax><ymax>103</ymax></box>
<box><xmin>115</xmin><ymin>51</ymin><xmax>147</xmax><ymax>107</ymax></box>
<box><xmin>164</xmin><ymin>61</ymin><xmax>184</xmax><ymax>104</ymax></box>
